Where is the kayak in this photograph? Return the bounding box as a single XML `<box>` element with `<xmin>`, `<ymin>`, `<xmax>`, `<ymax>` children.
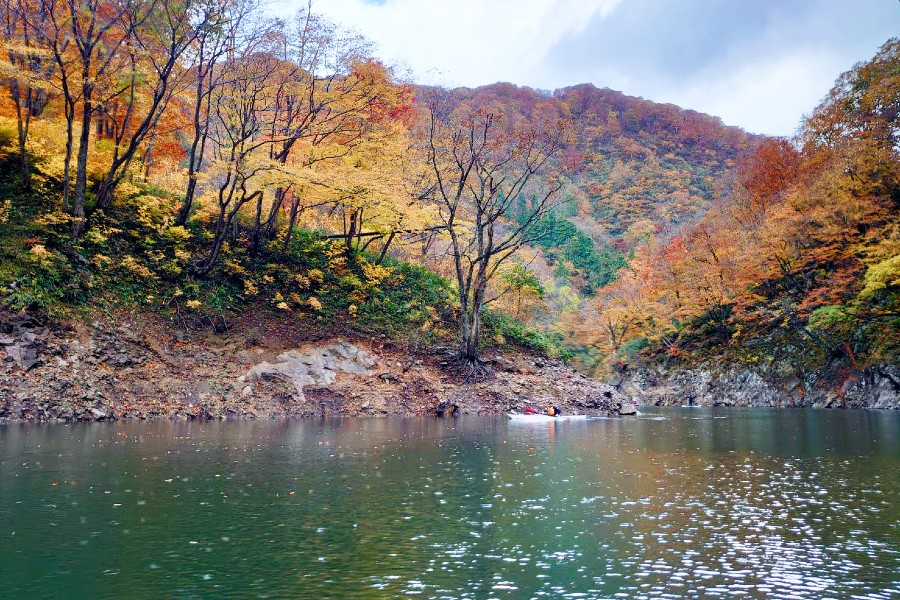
<box><xmin>508</xmin><ymin>413</ymin><xmax>588</xmax><ymax>422</ymax></box>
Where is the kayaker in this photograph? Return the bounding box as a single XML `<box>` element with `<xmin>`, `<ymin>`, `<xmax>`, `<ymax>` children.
<box><xmin>546</xmin><ymin>404</ymin><xmax>561</xmax><ymax>417</ymax></box>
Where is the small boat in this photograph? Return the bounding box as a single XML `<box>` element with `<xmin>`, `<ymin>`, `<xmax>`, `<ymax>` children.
<box><xmin>508</xmin><ymin>413</ymin><xmax>589</xmax><ymax>422</ymax></box>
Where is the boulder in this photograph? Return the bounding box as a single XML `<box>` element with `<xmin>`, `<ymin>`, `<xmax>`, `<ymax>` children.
<box><xmin>617</xmin><ymin>402</ymin><xmax>637</xmax><ymax>416</ymax></box>
<box><xmin>6</xmin><ymin>343</ymin><xmax>39</xmax><ymax>370</ymax></box>
<box><xmin>246</xmin><ymin>342</ymin><xmax>377</xmax><ymax>400</ymax></box>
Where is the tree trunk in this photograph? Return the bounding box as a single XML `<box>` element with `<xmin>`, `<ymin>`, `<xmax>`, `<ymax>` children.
<box><xmin>376</xmin><ymin>231</ymin><xmax>396</xmax><ymax>265</ymax></box>
<box><xmin>61</xmin><ymin>96</ymin><xmax>75</xmax><ymax>212</ymax></box>
<box><xmin>282</xmin><ymin>199</ymin><xmax>300</xmax><ymax>253</ymax></box>
<box><xmin>197</xmin><ymin>207</ymin><xmax>229</xmax><ymax>275</ymax></box>
<box><xmin>179</xmin><ymin>176</ymin><xmax>199</xmax><ymax>226</ymax></box>
<box><xmin>141</xmin><ymin>138</ymin><xmax>153</xmax><ymax>181</ymax></box>
<box><xmin>264</xmin><ymin>186</ymin><xmax>286</xmax><ymax>240</ymax></box>
<box><xmin>459</xmin><ymin>300</ymin><xmax>472</xmax><ymax>359</ymax></box>
<box><xmin>72</xmin><ymin>97</ymin><xmax>92</xmax><ymax>237</ymax></box>
<box><xmin>12</xmin><ymin>86</ymin><xmax>30</xmax><ymax>189</ymax></box>
<box><xmin>177</xmin><ymin>59</ymin><xmax>212</xmax><ymax>226</ymax></box>
<box><xmin>459</xmin><ymin>276</ymin><xmax>487</xmax><ymax>363</ymax></box>
<box><xmin>96</xmin><ymin>173</ymin><xmax>116</xmax><ymax>211</ymax></box>
<box><xmin>345</xmin><ymin>208</ymin><xmax>359</xmax><ymax>256</ymax></box>
<box><xmin>249</xmin><ymin>192</ymin><xmax>265</xmax><ymax>256</ymax></box>
<box><xmin>462</xmin><ymin>308</ymin><xmax>482</xmax><ymax>362</ymax></box>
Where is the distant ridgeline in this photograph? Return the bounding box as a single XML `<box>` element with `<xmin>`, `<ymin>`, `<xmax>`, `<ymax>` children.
<box><xmin>577</xmin><ymin>39</ymin><xmax>900</xmax><ymax>378</ymax></box>
<box><xmin>557</xmin><ymin>84</ymin><xmax>762</xmax><ymax>236</ymax></box>
<box><xmin>424</xmin><ymin>82</ymin><xmax>763</xmax><ymax>293</ymax></box>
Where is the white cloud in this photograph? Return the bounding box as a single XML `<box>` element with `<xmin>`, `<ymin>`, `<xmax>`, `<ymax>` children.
<box><xmin>664</xmin><ymin>51</ymin><xmax>840</xmax><ymax>137</ymax></box>
<box><xmin>273</xmin><ymin>0</ymin><xmax>897</xmax><ymax>136</ymax></box>
<box><xmin>279</xmin><ymin>0</ymin><xmax>621</xmax><ymax>87</ymax></box>
<box><xmin>578</xmin><ymin>47</ymin><xmax>845</xmax><ymax>137</ymax></box>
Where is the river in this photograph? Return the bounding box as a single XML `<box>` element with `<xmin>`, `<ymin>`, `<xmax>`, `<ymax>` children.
<box><xmin>1</xmin><ymin>408</ymin><xmax>898</xmax><ymax>599</ymax></box>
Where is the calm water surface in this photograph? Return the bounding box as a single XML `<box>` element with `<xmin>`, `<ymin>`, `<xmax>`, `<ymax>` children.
<box><xmin>0</xmin><ymin>408</ymin><xmax>898</xmax><ymax>599</ymax></box>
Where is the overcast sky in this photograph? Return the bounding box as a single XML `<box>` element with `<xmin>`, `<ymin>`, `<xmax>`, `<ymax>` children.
<box><xmin>277</xmin><ymin>0</ymin><xmax>899</xmax><ymax>137</ymax></box>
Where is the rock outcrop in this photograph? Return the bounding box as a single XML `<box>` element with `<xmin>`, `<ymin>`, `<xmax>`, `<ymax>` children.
<box><xmin>3</xmin><ymin>309</ymin><xmax>893</xmax><ymax>422</ymax></box>
<box><xmin>0</xmin><ymin>311</ymin><xmax>621</xmax><ymax>422</ymax></box>
<box><xmin>620</xmin><ymin>362</ymin><xmax>900</xmax><ymax>409</ymax></box>
<box><xmin>247</xmin><ymin>343</ymin><xmax>377</xmax><ymax>399</ymax></box>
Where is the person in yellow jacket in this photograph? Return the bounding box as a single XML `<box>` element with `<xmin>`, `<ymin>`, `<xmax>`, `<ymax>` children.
<box><xmin>546</xmin><ymin>404</ymin><xmax>561</xmax><ymax>417</ymax></box>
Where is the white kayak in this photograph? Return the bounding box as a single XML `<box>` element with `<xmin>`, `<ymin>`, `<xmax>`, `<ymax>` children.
<box><xmin>508</xmin><ymin>413</ymin><xmax>588</xmax><ymax>422</ymax></box>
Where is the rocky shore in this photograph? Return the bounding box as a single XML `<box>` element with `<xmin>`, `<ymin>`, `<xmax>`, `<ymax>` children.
<box><xmin>618</xmin><ymin>361</ymin><xmax>899</xmax><ymax>409</ymax></box>
<box><xmin>0</xmin><ymin>311</ymin><xmax>627</xmax><ymax>423</ymax></box>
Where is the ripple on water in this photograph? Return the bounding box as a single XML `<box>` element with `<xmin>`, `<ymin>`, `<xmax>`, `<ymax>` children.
<box><xmin>0</xmin><ymin>411</ymin><xmax>898</xmax><ymax>599</ymax></box>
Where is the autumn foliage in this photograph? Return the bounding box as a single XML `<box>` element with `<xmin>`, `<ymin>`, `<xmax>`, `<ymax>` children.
<box><xmin>0</xmin><ymin>0</ymin><xmax>895</xmax><ymax>370</ymax></box>
<box><xmin>581</xmin><ymin>39</ymin><xmax>900</xmax><ymax>372</ymax></box>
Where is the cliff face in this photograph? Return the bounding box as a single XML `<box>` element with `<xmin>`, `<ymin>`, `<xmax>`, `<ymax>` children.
<box><xmin>618</xmin><ymin>362</ymin><xmax>900</xmax><ymax>409</ymax></box>
<box><xmin>0</xmin><ymin>310</ymin><xmax>626</xmax><ymax>423</ymax></box>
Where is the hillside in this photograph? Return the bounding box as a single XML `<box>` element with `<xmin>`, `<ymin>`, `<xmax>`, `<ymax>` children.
<box><xmin>0</xmin><ymin>0</ymin><xmax>894</xmax><ymax>419</ymax></box>
<box><xmin>427</xmin><ymin>83</ymin><xmax>762</xmax><ymax>296</ymax></box>
<box><xmin>577</xmin><ymin>39</ymin><xmax>900</xmax><ymax>406</ymax></box>
<box><xmin>558</xmin><ymin>83</ymin><xmax>761</xmax><ymax>237</ymax></box>
<box><xmin>437</xmin><ymin>82</ymin><xmax>761</xmax><ymax>233</ymax></box>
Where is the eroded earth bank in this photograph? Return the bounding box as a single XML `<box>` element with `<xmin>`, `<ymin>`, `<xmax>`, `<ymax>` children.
<box><xmin>0</xmin><ymin>311</ymin><xmax>628</xmax><ymax>422</ymax></box>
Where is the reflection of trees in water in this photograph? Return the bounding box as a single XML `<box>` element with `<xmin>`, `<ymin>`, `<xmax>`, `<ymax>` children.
<box><xmin>312</xmin><ymin>421</ymin><xmax>498</xmax><ymax>597</ymax></box>
<box><xmin>0</xmin><ymin>414</ymin><xmax>897</xmax><ymax>597</ymax></box>
<box><xmin>536</xmin><ymin>412</ymin><xmax>900</xmax><ymax>596</ymax></box>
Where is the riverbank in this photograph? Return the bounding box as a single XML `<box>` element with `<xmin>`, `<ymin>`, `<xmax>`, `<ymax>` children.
<box><xmin>618</xmin><ymin>361</ymin><xmax>900</xmax><ymax>409</ymax></box>
<box><xmin>0</xmin><ymin>310</ymin><xmax>627</xmax><ymax>422</ymax></box>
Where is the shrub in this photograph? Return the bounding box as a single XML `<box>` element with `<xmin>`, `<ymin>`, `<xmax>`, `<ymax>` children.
<box><xmin>354</xmin><ymin>260</ymin><xmax>454</xmax><ymax>337</ymax></box>
<box><xmin>4</xmin><ymin>245</ymin><xmax>86</xmax><ymax>313</ymax></box>
<box><xmin>481</xmin><ymin>312</ymin><xmax>567</xmax><ymax>358</ymax></box>
<box><xmin>619</xmin><ymin>336</ymin><xmax>649</xmax><ymax>359</ymax></box>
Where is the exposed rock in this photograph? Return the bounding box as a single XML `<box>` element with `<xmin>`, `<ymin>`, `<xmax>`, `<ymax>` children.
<box><xmin>843</xmin><ymin>366</ymin><xmax>900</xmax><ymax>409</ymax></box>
<box><xmin>435</xmin><ymin>400</ymin><xmax>459</xmax><ymax>417</ymax></box>
<box><xmin>0</xmin><ymin>309</ymin><xmax>626</xmax><ymax>422</ymax></box>
<box><xmin>617</xmin><ymin>401</ymin><xmax>637</xmax><ymax>415</ymax></box>
<box><xmin>4</xmin><ymin>336</ymin><xmax>41</xmax><ymax>371</ymax></box>
<box><xmin>246</xmin><ymin>342</ymin><xmax>377</xmax><ymax>399</ymax></box>
<box><xmin>620</xmin><ymin>361</ymin><xmax>899</xmax><ymax>410</ymax></box>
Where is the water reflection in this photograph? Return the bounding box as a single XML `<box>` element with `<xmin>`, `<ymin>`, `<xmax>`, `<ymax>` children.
<box><xmin>0</xmin><ymin>408</ymin><xmax>897</xmax><ymax>599</ymax></box>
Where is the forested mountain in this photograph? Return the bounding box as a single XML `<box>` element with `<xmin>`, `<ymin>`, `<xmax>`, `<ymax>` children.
<box><xmin>557</xmin><ymin>84</ymin><xmax>760</xmax><ymax>237</ymax></box>
<box><xmin>574</xmin><ymin>39</ymin><xmax>899</xmax><ymax>379</ymax></box>
<box><xmin>0</xmin><ymin>0</ymin><xmax>894</xmax><ymax>387</ymax></box>
<box><xmin>425</xmin><ymin>82</ymin><xmax>761</xmax><ymax>303</ymax></box>
<box><xmin>431</xmin><ymin>43</ymin><xmax>898</xmax><ymax>381</ymax></box>
<box><xmin>436</xmin><ymin>81</ymin><xmax>761</xmax><ymax>241</ymax></box>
